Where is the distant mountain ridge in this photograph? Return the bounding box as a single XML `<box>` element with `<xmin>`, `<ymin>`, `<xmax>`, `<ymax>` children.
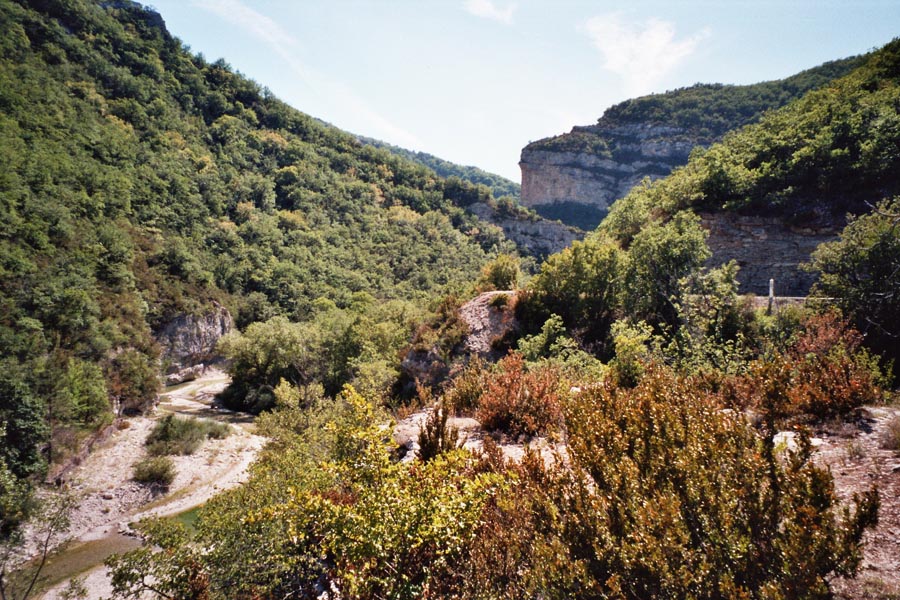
<box><xmin>520</xmin><ymin>55</ymin><xmax>866</xmax><ymax>230</ymax></box>
<box><xmin>359</xmin><ymin>136</ymin><xmax>521</xmax><ymax>200</ymax></box>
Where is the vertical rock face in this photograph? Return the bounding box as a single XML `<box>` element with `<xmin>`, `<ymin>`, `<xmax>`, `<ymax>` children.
<box><xmin>466</xmin><ymin>202</ymin><xmax>582</xmax><ymax>258</ymax></box>
<box><xmin>519</xmin><ymin>58</ymin><xmax>865</xmax><ymax>231</ymax></box>
<box><xmin>156</xmin><ymin>303</ymin><xmax>233</xmax><ymax>379</ymax></box>
<box><xmin>520</xmin><ymin>123</ymin><xmax>709</xmax><ymax>230</ymax></box>
<box><xmin>701</xmin><ymin>213</ymin><xmax>839</xmax><ymax>296</ymax></box>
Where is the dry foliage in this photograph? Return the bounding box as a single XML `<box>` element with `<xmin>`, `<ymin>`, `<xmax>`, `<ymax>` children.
<box><xmin>476</xmin><ymin>353</ymin><xmax>562</xmax><ymax>438</ymax></box>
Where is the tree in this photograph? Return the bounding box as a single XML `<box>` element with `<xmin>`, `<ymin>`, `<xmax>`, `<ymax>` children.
<box><xmin>476</xmin><ymin>253</ymin><xmax>521</xmax><ymax>291</ymax></box>
<box><xmin>525</xmin><ymin>235</ymin><xmax>624</xmax><ymax>349</ymax></box>
<box><xmin>0</xmin><ymin>363</ymin><xmax>47</xmax><ymax>480</ymax></box>
<box><xmin>623</xmin><ymin>211</ymin><xmax>711</xmax><ymax>330</ymax></box>
<box><xmin>809</xmin><ymin>197</ymin><xmax>900</xmax><ymax>367</ymax></box>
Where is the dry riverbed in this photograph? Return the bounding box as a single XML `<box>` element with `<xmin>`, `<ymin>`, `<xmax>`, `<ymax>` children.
<box><xmin>35</xmin><ymin>368</ymin><xmax>264</xmax><ymax>599</ymax></box>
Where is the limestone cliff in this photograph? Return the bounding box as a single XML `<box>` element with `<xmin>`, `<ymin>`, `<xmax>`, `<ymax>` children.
<box><xmin>520</xmin><ymin>57</ymin><xmax>864</xmax><ymax>231</ymax></box>
<box><xmin>156</xmin><ymin>303</ymin><xmax>234</xmax><ymax>383</ymax></box>
<box><xmin>700</xmin><ymin>213</ymin><xmax>840</xmax><ymax>296</ymax></box>
<box><xmin>521</xmin><ymin>122</ymin><xmax>701</xmax><ymax>230</ymax></box>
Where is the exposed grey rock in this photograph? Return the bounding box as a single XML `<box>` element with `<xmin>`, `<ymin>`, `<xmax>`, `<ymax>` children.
<box><xmin>520</xmin><ymin>122</ymin><xmax>705</xmax><ymax>227</ymax></box>
<box><xmin>165</xmin><ymin>364</ymin><xmax>205</xmax><ymax>385</ymax></box>
<box><xmin>458</xmin><ymin>290</ymin><xmax>518</xmax><ymax>358</ymax></box>
<box><xmin>399</xmin><ymin>291</ymin><xmax>519</xmax><ymax>391</ymax></box>
<box><xmin>156</xmin><ymin>303</ymin><xmax>233</xmax><ymax>373</ymax></box>
<box><xmin>701</xmin><ymin>212</ymin><xmax>839</xmax><ymax>296</ymax></box>
<box><xmin>467</xmin><ymin>202</ymin><xmax>581</xmax><ymax>258</ymax></box>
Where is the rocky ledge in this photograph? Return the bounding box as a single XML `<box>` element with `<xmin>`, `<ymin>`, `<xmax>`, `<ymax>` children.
<box><xmin>520</xmin><ymin>122</ymin><xmax>708</xmax><ymax>230</ymax></box>
<box><xmin>155</xmin><ymin>302</ymin><xmax>234</xmax><ymax>383</ymax></box>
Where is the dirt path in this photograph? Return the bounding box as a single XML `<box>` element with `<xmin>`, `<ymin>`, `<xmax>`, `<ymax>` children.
<box><xmin>817</xmin><ymin>405</ymin><xmax>900</xmax><ymax>599</ymax></box>
<box><xmin>37</xmin><ymin>368</ymin><xmax>264</xmax><ymax>599</ymax></box>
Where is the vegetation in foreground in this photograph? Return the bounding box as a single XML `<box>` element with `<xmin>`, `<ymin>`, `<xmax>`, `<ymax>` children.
<box><xmin>3</xmin><ymin>1</ymin><xmax>900</xmax><ymax>598</ymax></box>
<box><xmin>100</xmin><ymin>39</ymin><xmax>900</xmax><ymax>595</ymax></box>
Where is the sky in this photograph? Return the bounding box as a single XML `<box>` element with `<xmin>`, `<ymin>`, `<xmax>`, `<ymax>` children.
<box><xmin>149</xmin><ymin>0</ymin><xmax>900</xmax><ymax>182</ymax></box>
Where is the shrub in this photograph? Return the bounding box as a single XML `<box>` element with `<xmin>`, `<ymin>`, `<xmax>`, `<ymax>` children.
<box><xmin>881</xmin><ymin>415</ymin><xmax>900</xmax><ymax>452</ymax></box>
<box><xmin>476</xmin><ymin>353</ymin><xmax>561</xmax><ymax>438</ymax></box>
<box><xmin>417</xmin><ymin>402</ymin><xmax>460</xmax><ymax>462</ymax></box>
<box><xmin>487</xmin><ymin>293</ymin><xmax>509</xmax><ymax>309</ymax></box>
<box><xmin>607</xmin><ymin>319</ymin><xmax>655</xmax><ymax>388</ymax></box>
<box><xmin>145</xmin><ymin>415</ymin><xmax>231</xmax><ymax>456</ymax></box>
<box><xmin>465</xmin><ymin>367</ymin><xmax>879</xmax><ymax>599</ymax></box>
<box><xmin>809</xmin><ymin>197</ymin><xmax>900</xmax><ymax>369</ymax></box>
<box><xmin>719</xmin><ymin>312</ymin><xmax>887</xmax><ymax>420</ymax></box>
<box><xmin>133</xmin><ymin>456</ymin><xmax>176</xmax><ymax>487</ymax></box>
<box><xmin>444</xmin><ymin>358</ymin><xmax>487</xmax><ymax>415</ymax></box>
<box><xmin>477</xmin><ymin>254</ymin><xmax>521</xmax><ymax>291</ymax></box>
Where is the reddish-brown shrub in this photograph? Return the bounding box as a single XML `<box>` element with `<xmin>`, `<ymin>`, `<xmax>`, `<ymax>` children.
<box><xmin>717</xmin><ymin>311</ymin><xmax>886</xmax><ymax>420</ymax></box>
<box><xmin>476</xmin><ymin>353</ymin><xmax>561</xmax><ymax>438</ymax></box>
<box><xmin>790</xmin><ymin>310</ymin><xmax>863</xmax><ymax>357</ymax></box>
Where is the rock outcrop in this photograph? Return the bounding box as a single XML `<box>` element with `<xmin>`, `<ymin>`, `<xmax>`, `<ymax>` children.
<box><xmin>467</xmin><ymin>202</ymin><xmax>581</xmax><ymax>258</ymax></box>
<box><xmin>155</xmin><ymin>303</ymin><xmax>233</xmax><ymax>383</ymax></box>
<box><xmin>519</xmin><ymin>58</ymin><xmax>864</xmax><ymax>231</ymax></box>
<box><xmin>701</xmin><ymin>213</ymin><xmax>839</xmax><ymax>296</ymax></box>
<box><xmin>520</xmin><ymin>123</ymin><xmax>708</xmax><ymax>230</ymax></box>
<box><xmin>400</xmin><ymin>291</ymin><xmax>519</xmax><ymax>391</ymax></box>
<box><xmin>457</xmin><ymin>290</ymin><xmax>518</xmax><ymax>357</ymax></box>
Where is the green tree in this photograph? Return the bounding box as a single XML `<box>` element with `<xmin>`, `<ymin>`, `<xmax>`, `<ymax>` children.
<box><xmin>525</xmin><ymin>235</ymin><xmax>624</xmax><ymax>349</ymax></box>
<box><xmin>0</xmin><ymin>363</ymin><xmax>47</xmax><ymax>479</ymax></box>
<box><xmin>622</xmin><ymin>211</ymin><xmax>711</xmax><ymax>329</ymax></box>
<box><xmin>809</xmin><ymin>197</ymin><xmax>900</xmax><ymax>366</ymax></box>
<box><xmin>476</xmin><ymin>253</ymin><xmax>521</xmax><ymax>291</ymax></box>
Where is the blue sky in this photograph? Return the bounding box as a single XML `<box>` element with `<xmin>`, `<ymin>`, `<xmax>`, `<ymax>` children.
<box><xmin>149</xmin><ymin>0</ymin><xmax>900</xmax><ymax>182</ymax></box>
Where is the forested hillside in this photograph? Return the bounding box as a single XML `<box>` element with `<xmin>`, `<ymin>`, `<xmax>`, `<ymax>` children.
<box><xmin>0</xmin><ymin>0</ymin><xmax>513</xmax><ymax>493</ymax></box>
<box><xmin>360</xmin><ymin>136</ymin><xmax>521</xmax><ymax>200</ymax></box>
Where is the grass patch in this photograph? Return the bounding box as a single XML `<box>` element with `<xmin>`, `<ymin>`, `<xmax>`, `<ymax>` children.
<box><xmin>145</xmin><ymin>414</ymin><xmax>231</xmax><ymax>456</ymax></box>
<box><xmin>133</xmin><ymin>456</ymin><xmax>176</xmax><ymax>487</ymax></box>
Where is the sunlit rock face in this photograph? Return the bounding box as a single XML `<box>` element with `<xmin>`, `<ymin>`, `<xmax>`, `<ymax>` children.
<box><xmin>156</xmin><ymin>303</ymin><xmax>233</xmax><ymax>382</ymax></box>
<box><xmin>520</xmin><ymin>121</ymin><xmax>707</xmax><ymax>231</ymax></box>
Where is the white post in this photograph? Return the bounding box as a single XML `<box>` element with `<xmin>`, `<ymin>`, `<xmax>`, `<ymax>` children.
<box><xmin>767</xmin><ymin>278</ymin><xmax>775</xmax><ymax>315</ymax></box>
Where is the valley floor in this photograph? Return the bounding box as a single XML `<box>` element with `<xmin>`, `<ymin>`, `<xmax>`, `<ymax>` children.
<box><xmin>36</xmin><ymin>368</ymin><xmax>264</xmax><ymax>599</ymax></box>
<box><xmin>33</xmin><ymin>373</ymin><xmax>900</xmax><ymax>600</ymax></box>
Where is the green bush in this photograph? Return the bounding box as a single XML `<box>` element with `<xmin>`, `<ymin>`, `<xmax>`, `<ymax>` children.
<box><xmin>133</xmin><ymin>456</ymin><xmax>176</xmax><ymax>487</ymax></box>
<box><xmin>145</xmin><ymin>415</ymin><xmax>231</xmax><ymax>456</ymax></box>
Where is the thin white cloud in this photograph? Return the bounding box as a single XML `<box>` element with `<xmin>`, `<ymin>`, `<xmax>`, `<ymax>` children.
<box><xmin>584</xmin><ymin>13</ymin><xmax>710</xmax><ymax>95</ymax></box>
<box><xmin>464</xmin><ymin>0</ymin><xmax>516</xmax><ymax>25</ymax></box>
<box><xmin>193</xmin><ymin>0</ymin><xmax>297</xmax><ymax>51</ymax></box>
<box><xmin>191</xmin><ymin>0</ymin><xmax>422</xmax><ymax>149</ymax></box>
